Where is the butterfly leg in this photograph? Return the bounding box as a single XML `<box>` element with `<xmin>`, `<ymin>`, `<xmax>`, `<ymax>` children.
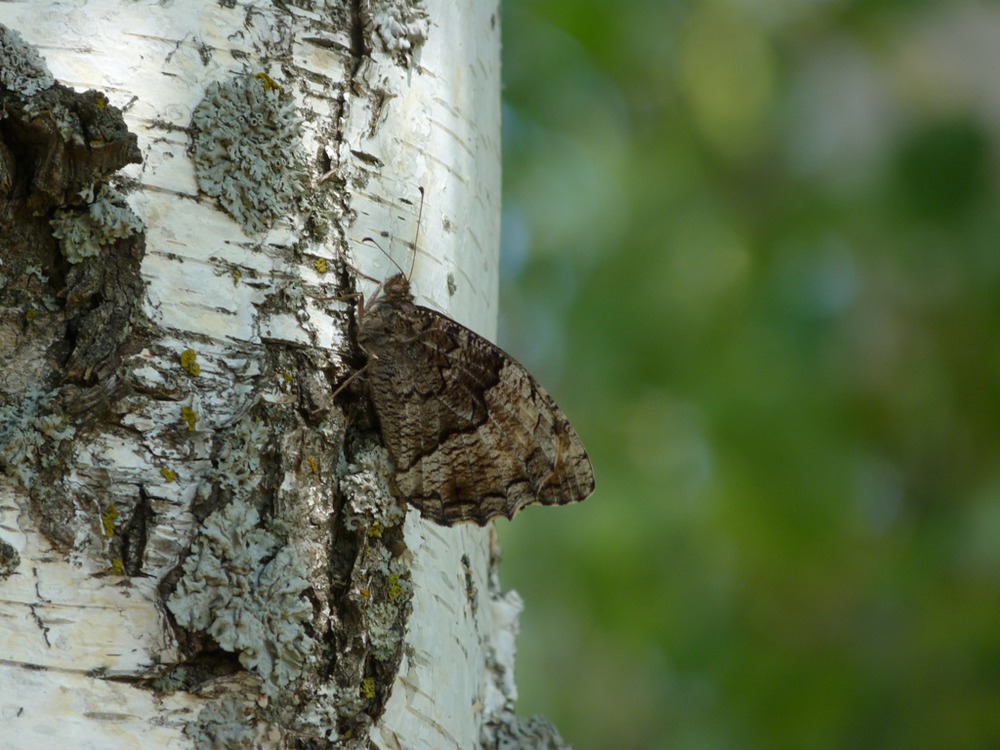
<box><xmin>331</xmin><ymin>357</ymin><xmax>374</xmax><ymax>399</ymax></box>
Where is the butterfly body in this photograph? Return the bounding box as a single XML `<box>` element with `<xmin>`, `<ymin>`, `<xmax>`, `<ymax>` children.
<box><xmin>357</xmin><ymin>273</ymin><xmax>595</xmax><ymax>525</ymax></box>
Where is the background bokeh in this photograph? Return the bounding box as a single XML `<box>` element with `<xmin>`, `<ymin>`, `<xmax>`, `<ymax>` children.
<box><xmin>495</xmin><ymin>2</ymin><xmax>1000</xmax><ymax>749</ymax></box>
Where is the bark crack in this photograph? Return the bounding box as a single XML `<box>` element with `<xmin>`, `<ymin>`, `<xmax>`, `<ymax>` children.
<box><xmin>27</xmin><ymin>579</ymin><xmax>52</xmax><ymax>649</ymax></box>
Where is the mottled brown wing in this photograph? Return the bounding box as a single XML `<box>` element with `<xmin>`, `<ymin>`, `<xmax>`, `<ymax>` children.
<box><xmin>358</xmin><ymin>283</ymin><xmax>594</xmax><ymax>525</ymax></box>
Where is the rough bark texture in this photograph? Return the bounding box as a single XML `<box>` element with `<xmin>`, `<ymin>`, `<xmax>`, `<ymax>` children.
<box><xmin>0</xmin><ymin>2</ymin><xmax>558</xmax><ymax>749</ymax></box>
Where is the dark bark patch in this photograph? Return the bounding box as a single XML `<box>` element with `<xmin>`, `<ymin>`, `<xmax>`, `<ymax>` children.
<box><xmin>0</xmin><ymin>32</ymin><xmax>145</xmax><ymax>551</ymax></box>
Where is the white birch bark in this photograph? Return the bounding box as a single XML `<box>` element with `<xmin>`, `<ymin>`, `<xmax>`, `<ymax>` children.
<box><xmin>0</xmin><ymin>2</ymin><xmax>551</xmax><ymax>748</ymax></box>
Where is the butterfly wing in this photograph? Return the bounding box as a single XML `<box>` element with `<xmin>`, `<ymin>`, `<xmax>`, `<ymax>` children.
<box><xmin>360</xmin><ymin>295</ymin><xmax>595</xmax><ymax>525</ymax></box>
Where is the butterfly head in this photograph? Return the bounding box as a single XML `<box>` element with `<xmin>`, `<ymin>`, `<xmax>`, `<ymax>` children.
<box><xmin>382</xmin><ymin>273</ymin><xmax>412</xmax><ymax>302</ymax></box>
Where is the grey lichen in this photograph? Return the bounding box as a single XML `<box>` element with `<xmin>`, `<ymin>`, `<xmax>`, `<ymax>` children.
<box><xmin>191</xmin><ymin>74</ymin><xmax>305</xmax><ymax>235</ymax></box>
<box><xmin>295</xmin><ymin>682</ymin><xmax>361</xmax><ymax>744</ymax></box>
<box><xmin>0</xmin><ymin>24</ymin><xmax>54</xmax><ymax>96</ymax></box>
<box><xmin>339</xmin><ymin>445</ymin><xmax>404</xmax><ymax>531</ymax></box>
<box><xmin>484</xmin><ymin>714</ymin><xmax>573</xmax><ymax>750</ymax></box>
<box><xmin>367</xmin><ymin>600</ymin><xmax>404</xmax><ymax>661</ymax></box>
<box><xmin>214</xmin><ymin>416</ymin><xmax>270</xmax><ymax>497</ymax></box>
<box><xmin>0</xmin><ymin>385</ymin><xmax>74</xmax><ymax>487</ymax></box>
<box><xmin>339</xmin><ymin>446</ymin><xmax>413</xmax><ymax>665</ymax></box>
<box><xmin>0</xmin><ymin>537</ymin><xmax>20</xmax><ymax>579</ymax></box>
<box><xmin>50</xmin><ymin>185</ymin><xmax>143</xmax><ymax>264</ymax></box>
<box><xmin>149</xmin><ymin>664</ymin><xmax>191</xmax><ymax>694</ymax></box>
<box><xmin>324</xmin><ymin>444</ymin><xmax>413</xmax><ymax>736</ymax></box>
<box><xmin>371</xmin><ymin>0</ymin><xmax>429</xmax><ymax>61</ymax></box>
<box><xmin>166</xmin><ymin>498</ymin><xmax>316</xmax><ymax>697</ymax></box>
<box><xmin>187</xmin><ymin>697</ymin><xmax>257</xmax><ymax>750</ymax></box>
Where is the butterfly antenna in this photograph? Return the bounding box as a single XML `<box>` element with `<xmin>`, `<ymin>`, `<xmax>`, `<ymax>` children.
<box><xmin>360</xmin><ymin>236</ymin><xmax>406</xmax><ymax>278</ymax></box>
<box><xmin>409</xmin><ymin>186</ymin><xmax>425</xmax><ymax>281</ymax></box>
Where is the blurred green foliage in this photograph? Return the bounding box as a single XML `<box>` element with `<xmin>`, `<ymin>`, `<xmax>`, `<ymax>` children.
<box><xmin>496</xmin><ymin>2</ymin><xmax>1000</xmax><ymax>749</ymax></box>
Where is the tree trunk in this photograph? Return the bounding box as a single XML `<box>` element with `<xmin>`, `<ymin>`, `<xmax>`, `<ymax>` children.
<box><xmin>0</xmin><ymin>2</ymin><xmax>559</xmax><ymax>747</ymax></box>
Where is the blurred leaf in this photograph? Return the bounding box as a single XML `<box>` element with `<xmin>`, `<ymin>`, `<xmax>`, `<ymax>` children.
<box><xmin>499</xmin><ymin>2</ymin><xmax>1000</xmax><ymax>749</ymax></box>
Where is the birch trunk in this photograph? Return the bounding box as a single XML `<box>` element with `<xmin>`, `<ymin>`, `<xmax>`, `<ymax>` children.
<box><xmin>0</xmin><ymin>2</ymin><xmax>558</xmax><ymax>747</ymax></box>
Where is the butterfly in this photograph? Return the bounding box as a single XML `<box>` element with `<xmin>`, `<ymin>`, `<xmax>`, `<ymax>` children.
<box><xmin>353</xmin><ymin>272</ymin><xmax>595</xmax><ymax>525</ymax></box>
